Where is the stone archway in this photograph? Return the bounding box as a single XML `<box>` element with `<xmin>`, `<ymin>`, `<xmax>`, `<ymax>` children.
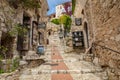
<box><xmin>84</xmin><ymin>22</ymin><xmax>89</xmax><ymax>48</ymax></box>
<box><xmin>38</xmin><ymin>32</ymin><xmax>44</xmax><ymax>45</ymax></box>
<box><xmin>47</xmin><ymin>29</ymin><xmax>52</xmax><ymax>36</ymax></box>
<box><xmin>38</xmin><ymin>29</ymin><xmax>47</xmax><ymax>47</ymax></box>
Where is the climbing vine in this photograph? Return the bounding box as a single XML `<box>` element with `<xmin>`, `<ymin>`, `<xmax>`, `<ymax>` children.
<box><xmin>8</xmin><ymin>24</ymin><xmax>27</xmax><ymax>37</ymax></box>
<box><xmin>7</xmin><ymin>0</ymin><xmax>41</xmax><ymax>9</ymax></box>
<box><xmin>72</xmin><ymin>0</ymin><xmax>76</xmax><ymax>14</ymax></box>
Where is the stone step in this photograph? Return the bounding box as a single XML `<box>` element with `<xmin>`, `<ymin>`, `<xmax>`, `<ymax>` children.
<box><xmin>21</xmin><ymin>69</ymin><xmax>103</xmax><ymax>75</ymax></box>
<box><xmin>23</xmin><ymin>55</ymin><xmax>41</xmax><ymax>60</ymax></box>
<box><xmin>44</xmin><ymin>59</ymin><xmax>80</xmax><ymax>62</ymax></box>
<box><xmin>44</xmin><ymin>56</ymin><xmax>93</xmax><ymax>62</ymax></box>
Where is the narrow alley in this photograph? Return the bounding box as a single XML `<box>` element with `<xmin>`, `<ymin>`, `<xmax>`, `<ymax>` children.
<box><xmin>19</xmin><ymin>33</ymin><xmax>107</xmax><ymax>80</ymax></box>
<box><xmin>0</xmin><ymin>0</ymin><xmax>120</xmax><ymax>80</ymax></box>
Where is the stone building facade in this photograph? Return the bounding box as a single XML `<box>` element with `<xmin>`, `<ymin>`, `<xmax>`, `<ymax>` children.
<box><xmin>56</xmin><ymin>4</ymin><xmax>66</xmax><ymax>18</ymax></box>
<box><xmin>83</xmin><ymin>0</ymin><xmax>120</xmax><ymax>79</ymax></box>
<box><xmin>73</xmin><ymin>0</ymin><xmax>120</xmax><ymax>79</ymax></box>
<box><xmin>17</xmin><ymin>0</ymin><xmax>48</xmax><ymax>56</ymax></box>
<box><xmin>72</xmin><ymin>0</ymin><xmax>88</xmax><ymax>50</ymax></box>
<box><xmin>37</xmin><ymin>0</ymin><xmax>48</xmax><ymax>47</ymax></box>
<box><xmin>0</xmin><ymin>0</ymin><xmax>23</xmax><ymax>58</ymax></box>
<box><xmin>0</xmin><ymin>0</ymin><xmax>48</xmax><ymax>58</ymax></box>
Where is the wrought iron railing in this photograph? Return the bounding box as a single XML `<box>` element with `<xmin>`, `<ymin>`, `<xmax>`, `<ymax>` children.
<box><xmin>93</xmin><ymin>43</ymin><xmax>120</xmax><ymax>54</ymax></box>
<box><xmin>85</xmin><ymin>41</ymin><xmax>120</xmax><ymax>54</ymax></box>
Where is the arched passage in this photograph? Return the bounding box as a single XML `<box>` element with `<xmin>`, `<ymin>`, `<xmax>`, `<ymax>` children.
<box><xmin>84</xmin><ymin>22</ymin><xmax>89</xmax><ymax>48</ymax></box>
<box><xmin>38</xmin><ymin>32</ymin><xmax>44</xmax><ymax>45</ymax></box>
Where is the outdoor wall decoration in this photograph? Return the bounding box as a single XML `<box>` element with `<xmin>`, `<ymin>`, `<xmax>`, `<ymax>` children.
<box><xmin>72</xmin><ymin>31</ymin><xmax>84</xmax><ymax>49</ymax></box>
<box><xmin>75</xmin><ymin>18</ymin><xmax>82</xmax><ymax>26</ymax></box>
<box><xmin>38</xmin><ymin>22</ymin><xmax>46</xmax><ymax>29</ymax></box>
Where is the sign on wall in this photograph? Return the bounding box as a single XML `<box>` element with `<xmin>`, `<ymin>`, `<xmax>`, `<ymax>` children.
<box><xmin>38</xmin><ymin>22</ymin><xmax>46</xmax><ymax>29</ymax></box>
<box><xmin>75</xmin><ymin>18</ymin><xmax>82</xmax><ymax>26</ymax></box>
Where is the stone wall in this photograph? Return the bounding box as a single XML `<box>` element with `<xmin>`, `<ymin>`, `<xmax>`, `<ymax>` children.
<box><xmin>72</xmin><ymin>0</ymin><xmax>83</xmax><ymax>32</ymax></box>
<box><xmin>72</xmin><ymin>0</ymin><xmax>92</xmax><ymax>49</ymax></box>
<box><xmin>36</xmin><ymin>0</ymin><xmax>48</xmax><ymax>47</ymax></box>
<box><xmin>39</xmin><ymin>0</ymin><xmax>48</xmax><ymax>22</ymax></box>
<box><xmin>0</xmin><ymin>0</ymin><xmax>23</xmax><ymax>58</ymax></box>
<box><xmin>84</xmin><ymin>0</ymin><xmax>120</xmax><ymax>79</ymax></box>
<box><xmin>0</xmin><ymin>0</ymin><xmax>48</xmax><ymax>58</ymax></box>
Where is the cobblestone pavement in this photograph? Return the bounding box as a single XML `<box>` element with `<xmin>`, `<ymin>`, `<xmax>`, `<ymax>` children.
<box><xmin>19</xmin><ymin>33</ymin><xmax>108</xmax><ymax>80</ymax></box>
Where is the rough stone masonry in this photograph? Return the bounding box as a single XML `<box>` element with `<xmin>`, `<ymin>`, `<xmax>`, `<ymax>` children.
<box><xmin>84</xmin><ymin>0</ymin><xmax>120</xmax><ymax>80</ymax></box>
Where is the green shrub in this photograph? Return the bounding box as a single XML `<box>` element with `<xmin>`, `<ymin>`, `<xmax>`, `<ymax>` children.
<box><xmin>21</xmin><ymin>0</ymin><xmax>41</xmax><ymax>8</ymax></box>
<box><xmin>0</xmin><ymin>55</ymin><xmax>3</xmax><ymax>60</ymax></box>
<box><xmin>8</xmin><ymin>24</ymin><xmax>27</xmax><ymax>36</ymax></box>
<box><xmin>7</xmin><ymin>0</ymin><xmax>41</xmax><ymax>9</ymax></box>
<box><xmin>72</xmin><ymin>0</ymin><xmax>76</xmax><ymax>14</ymax></box>
<box><xmin>12</xmin><ymin>58</ymin><xmax>19</xmax><ymax>71</ymax></box>
<box><xmin>51</xmin><ymin>18</ymin><xmax>60</xmax><ymax>25</ymax></box>
<box><xmin>51</xmin><ymin>15</ymin><xmax>72</xmax><ymax>32</ymax></box>
<box><xmin>0</xmin><ymin>69</ymin><xmax>4</xmax><ymax>74</ymax></box>
<box><xmin>59</xmin><ymin>15</ymin><xmax>72</xmax><ymax>32</ymax></box>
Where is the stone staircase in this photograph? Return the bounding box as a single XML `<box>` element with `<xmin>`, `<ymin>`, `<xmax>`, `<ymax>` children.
<box><xmin>20</xmin><ymin>50</ymin><xmax>45</xmax><ymax>68</ymax></box>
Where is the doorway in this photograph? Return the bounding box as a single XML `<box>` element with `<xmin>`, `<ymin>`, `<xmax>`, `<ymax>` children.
<box><xmin>0</xmin><ymin>32</ymin><xmax>15</xmax><ymax>59</ymax></box>
<box><xmin>38</xmin><ymin>32</ymin><xmax>44</xmax><ymax>45</ymax></box>
<box><xmin>84</xmin><ymin>22</ymin><xmax>89</xmax><ymax>48</ymax></box>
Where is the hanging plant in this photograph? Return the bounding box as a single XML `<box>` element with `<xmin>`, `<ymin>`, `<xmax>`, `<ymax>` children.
<box><xmin>7</xmin><ymin>0</ymin><xmax>41</xmax><ymax>9</ymax></box>
<box><xmin>21</xmin><ymin>0</ymin><xmax>41</xmax><ymax>9</ymax></box>
<box><xmin>8</xmin><ymin>24</ymin><xmax>27</xmax><ymax>37</ymax></box>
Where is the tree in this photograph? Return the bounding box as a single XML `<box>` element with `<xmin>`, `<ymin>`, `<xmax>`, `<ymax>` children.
<box><xmin>51</xmin><ymin>14</ymin><xmax>72</xmax><ymax>34</ymax></box>
<box><xmin>72</xmin><ymin>0</ymin><xmax>76</xmax><ymax>14</ymax></box>
<box><xmin>59</xmin><ymin>14</ymin><xmax>72</xmax><ymax>32</ymax></box>
<box><xmin>51</xmin><ymin>18</ymin><xmax>60</xmax><ymax>25</ymax></box>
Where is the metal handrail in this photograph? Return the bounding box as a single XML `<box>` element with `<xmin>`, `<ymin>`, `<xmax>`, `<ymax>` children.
<box><xmin>93</xmin><ymin>43</ymin><xmax>120</xmax><ymax>54</ymax></box>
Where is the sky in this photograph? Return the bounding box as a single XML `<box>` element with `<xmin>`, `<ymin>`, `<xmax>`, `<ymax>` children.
<box><xmin>47</xmin><ymin>0</ymin><xmax>71</xmax><ymax>16</ymax></box>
